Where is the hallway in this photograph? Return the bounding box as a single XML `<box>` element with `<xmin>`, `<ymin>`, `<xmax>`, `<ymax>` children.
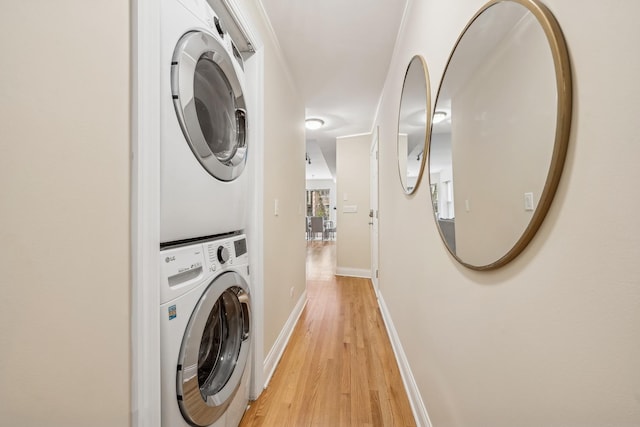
<box><xmin>240</xmin><ymin>241</ymin><xmax>415</xmax><ymax>426</ymax></box>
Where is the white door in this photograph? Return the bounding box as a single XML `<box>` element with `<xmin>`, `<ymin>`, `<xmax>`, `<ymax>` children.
<box><xmin>370</xmin><ymin>127</ymin><xmax>380</xmax><ymax>293</ymax></box>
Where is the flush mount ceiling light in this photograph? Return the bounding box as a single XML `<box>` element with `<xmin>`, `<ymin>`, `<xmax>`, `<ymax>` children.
<box><xmin>305</xmin><ymin>118</ymin><xmax>325</xmax><ymax>130</ymax></box>
<box><xmin>433</xmin><ymin>110</ymin><xmax>448</xmax><ymax>124</ymax></box>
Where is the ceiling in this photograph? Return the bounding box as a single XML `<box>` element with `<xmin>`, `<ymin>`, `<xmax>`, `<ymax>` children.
<box><xmin>259</xmin><ymin>0</ymin><xmax>408</xmax><ymax>180</ymax></box>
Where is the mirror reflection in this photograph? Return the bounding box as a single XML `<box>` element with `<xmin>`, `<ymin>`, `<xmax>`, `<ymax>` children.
<box><xmin>398</xmin><ymin>55</ymin><xmax>430</xmax><ymax>194</ymax></box>
<box><xmin>429</xmin><ymin>0</ymin><xmax>571</xmax><ymax>269</ymax></box>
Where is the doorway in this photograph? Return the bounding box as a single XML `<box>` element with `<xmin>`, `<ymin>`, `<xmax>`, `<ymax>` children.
<box><xmin>370</xmin><ymin>127</ymin><xmax>380</xmax><ymax>293</ymax></box>
<box><xmin>306</xmin><ymin>188</ymin><xmax>335</xmax><ymax>241</ymax></box>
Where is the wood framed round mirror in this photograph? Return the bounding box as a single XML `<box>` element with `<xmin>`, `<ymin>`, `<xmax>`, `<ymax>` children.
<box><xmin>428</xmin><ymin>0</ymin><xmax>572</xmax><ymax>270</ymax></box>
<box><xmin>398</xmin><ymin>55</ymin><xmax>431</xmax><ymax>195</ymax></box>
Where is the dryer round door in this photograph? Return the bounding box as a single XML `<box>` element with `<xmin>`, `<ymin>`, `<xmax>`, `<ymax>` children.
<box><xmin>176</xmin><ymin>271</ymin><xmax>251</xmax><ymax>427</ymax></box>
<box><xmin>172</xmin><ymin>30</ymin><xmax>248</xmax><ymax>182</ymax></box>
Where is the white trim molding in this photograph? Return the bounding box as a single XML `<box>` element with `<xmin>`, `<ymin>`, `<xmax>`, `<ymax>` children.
<box><xmin>335</xmin><ymin>267</ymin><xmax>372</xmax><ymax>278</ymax></box>
<box><xmin>131</xmin><ymin>0</ymin><xmax>161</xmax><ymax>426</ymax></box>
<box><xmin>377</xmin><ymin>293</ymin><xmax>433</xmax><ymax>427</ymax></box>
<box><xmin>244</xmin><ymin>47</ymin><xmax>266</xmax><ymax>400</ymax></box>
<box><xmin>262</xmin><ymin>291</ymin><xmax>308</xmax><ymax>387</ymax></box>
<box><xmin>336</xmin><ymin>131</ymin><xmax>374</xmax><ymax>140</ymax></box>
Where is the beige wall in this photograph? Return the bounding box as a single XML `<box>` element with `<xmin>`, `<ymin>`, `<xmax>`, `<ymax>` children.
<box><xmin>239</xmin><ymin>1</ymin><xmax>307</xmax><ymax>358</ymax></box>
<box><xmin>336</xmin><ymin>134</ymin><xmax>371</xmax><ymax>275</ymax></box>
<box><xmin>0</xmin><ymin>2</ymin><xmax>131</xmax><ymax>426</ymax></box>
<box><xmin>376</xmin><ymin>0</ymin><xmax>640</xmax><ymax>425</ymax></box>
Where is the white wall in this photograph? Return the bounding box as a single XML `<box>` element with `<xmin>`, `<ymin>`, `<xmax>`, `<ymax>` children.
<box><xmin>0</xmin><ymin>2</ymin><xmax>131</xmax><ymax>426</ymax></box>
<box><xmin>336</xmin><ymin>133</ymin><xmax>372</xmax><ymax>277</ymax></box>
<box><xmin>376</xmin><ymin>0</ymin><xmax>640</xmax><ymax>426</ymax></box>
<box><xmin>238</xmin><ymin>0</ymin><xmax>307</xmax><ymax>365</ymax></box>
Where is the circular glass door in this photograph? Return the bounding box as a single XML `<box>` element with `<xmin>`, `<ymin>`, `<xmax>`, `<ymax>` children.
<box><xmin>172</xmin><ymin>31</ymin><xmax>248</xmax><ymax>182</ymax></box>
<box><xmin>177</xmin><ymin>272</ymin><xmax>251</xmax><ymax>426</ymax></box>
<box><xmin>197</xmin><ymin>289</ymin><xmax>243</xmax><ymax>396</ymax></box>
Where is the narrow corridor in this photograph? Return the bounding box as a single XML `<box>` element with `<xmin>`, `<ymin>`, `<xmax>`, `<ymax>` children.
<box><xmin>240</xmin><ymin>241</ymin><xmax>415</xmax><ymax>426</ymax></box>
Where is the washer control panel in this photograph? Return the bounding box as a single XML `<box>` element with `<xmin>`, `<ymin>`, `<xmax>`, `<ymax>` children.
<box><xmin>162</xmin><ymin>245</ymin><xmax>204</xmax><ymax>287</ymax></box>
<box><xmin>160</xmin><ymin>235</ymin><xmax>249</xmax><ymax>304</ymax></box>
<box><xmin>203</xmin><ymin>235</ymin><xmax>248</xmax><ymax>272</ymax></box>
<box><xmin>217</xmin><ymin>246</ymin><xmax>230</xmax><ymax>264</ymax></box>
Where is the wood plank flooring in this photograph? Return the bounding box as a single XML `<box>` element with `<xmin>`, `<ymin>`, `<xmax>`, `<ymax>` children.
<box><xmin>239</xmin><ymin>241</ymin><xmax>415</xmax><ymax>427</ymax></box>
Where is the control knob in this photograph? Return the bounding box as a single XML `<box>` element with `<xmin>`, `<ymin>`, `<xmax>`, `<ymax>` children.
<box><xmin>217</xmin><ymin>246</ymin><xmax>230</xmax><ymax>264</ymax></box>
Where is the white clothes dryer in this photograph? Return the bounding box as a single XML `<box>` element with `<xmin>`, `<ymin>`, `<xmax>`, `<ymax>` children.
<box><xmin>160</xmin><ymin>234</ymin><xmax>252</xmax><ymax>427</ymax></box>
<box><xmin>160</xmin><ymin>0</ymin><xmax>249</xmax><ymax>245</ymax></box>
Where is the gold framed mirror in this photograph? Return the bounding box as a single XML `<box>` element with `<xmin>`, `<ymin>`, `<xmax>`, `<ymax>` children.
<box><xmin>398</xmin><ymin>55</ymin><xmax>431</xmax><ymax>195</ymax></box>
<box><xmin>428</xmin><ymin>0</ymin><xmax>572</xmax><ymax>270</ymax></box>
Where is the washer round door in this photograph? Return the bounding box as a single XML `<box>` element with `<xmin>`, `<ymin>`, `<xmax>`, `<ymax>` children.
<box><xmin>177</xmin><ymin>271</ymin><xmax>251</xmax><ymax>426</ymax></box>
<box><xmin>172</xmin><ymin>30</ymin><xmax>248</xmax><ymax>182</ymax></box>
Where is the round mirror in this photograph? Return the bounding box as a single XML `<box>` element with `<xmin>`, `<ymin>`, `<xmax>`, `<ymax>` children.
<box><xmin>398</xmin><ymin>55</ymin><xmax>430</xmax><ymax>194</ymax></box>
<box><xmin>428</xmin><ymin>0</ymin><xmax>572</xmax><ymax>270</ymax></box>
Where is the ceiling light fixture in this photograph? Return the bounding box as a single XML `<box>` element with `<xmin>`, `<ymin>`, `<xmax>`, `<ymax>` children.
<box><xmin>305</xmin><ymin>118</ymin><xmax>325</xmax><ymax>130</ymax></box>
<box><xmin>433</xmin><ymin>110</ymin><xmax>448</xmax><ymax>124</ymax></box>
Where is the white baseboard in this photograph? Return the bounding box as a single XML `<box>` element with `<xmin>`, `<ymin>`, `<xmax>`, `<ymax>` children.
<box><xmin>335</xmin><ymin>267</ymin><xmax>371</xmax><ymax>278</ymax></box>
<box><xmin>377</xmin><ymin>293</ymin><xmax>432</xmax><ymax>427</ymax></box>
<box><xmin>262</xmin><ymin>290</ymin><xmax>307</xmax><ymax>387</ymax></box>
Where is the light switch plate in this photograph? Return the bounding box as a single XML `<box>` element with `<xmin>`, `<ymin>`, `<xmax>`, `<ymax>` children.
<box><xmin>524</xmin><ymin>192</ymin><xmax>534</xmax><ymax>211</ymax></box>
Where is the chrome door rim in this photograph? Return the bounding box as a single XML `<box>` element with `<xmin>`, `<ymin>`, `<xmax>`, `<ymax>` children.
<box><xmin>172</xmin><ymin>30</ymin><xmax>248</xmax><ymax>182</ymax></box>
<box><xmin>176</xmin><ymin>271</ymin><xmax>251</xmax><ymax>426</ymax></box>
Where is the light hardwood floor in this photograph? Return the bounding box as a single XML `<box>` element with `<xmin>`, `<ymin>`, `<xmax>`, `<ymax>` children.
<box><xmin>239</xmin><ymin>240</ymin><xmax>416</xmax><ymax>426</ymax></box>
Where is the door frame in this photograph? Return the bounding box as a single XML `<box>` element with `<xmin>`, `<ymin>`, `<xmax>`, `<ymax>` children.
<box><xmin>131</xmin><ymin>1</ymin><xmax>162</xmax><ymax>426</ymax></box>
<box><xmin>370</xmin><ymin>126</ymin><xmax>380</xmax><ymax>294</ymax></box>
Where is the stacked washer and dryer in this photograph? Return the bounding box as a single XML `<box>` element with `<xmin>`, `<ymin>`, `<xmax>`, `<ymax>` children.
<box><xmin>159</xmin><ymin>0</ymin><xmax>253</xmax><ymax>426</ymax></box>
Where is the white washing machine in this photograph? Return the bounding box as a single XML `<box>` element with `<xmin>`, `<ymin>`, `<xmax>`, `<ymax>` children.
<box><xmin>160</xmin><ymin>0</ymin><xmax>249</xmax><ymax>245</ymax></box>
<box><xmin>160</xmin><ymin>234</ymin><xmax>252</xmax><ymax>427</ymax></box>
